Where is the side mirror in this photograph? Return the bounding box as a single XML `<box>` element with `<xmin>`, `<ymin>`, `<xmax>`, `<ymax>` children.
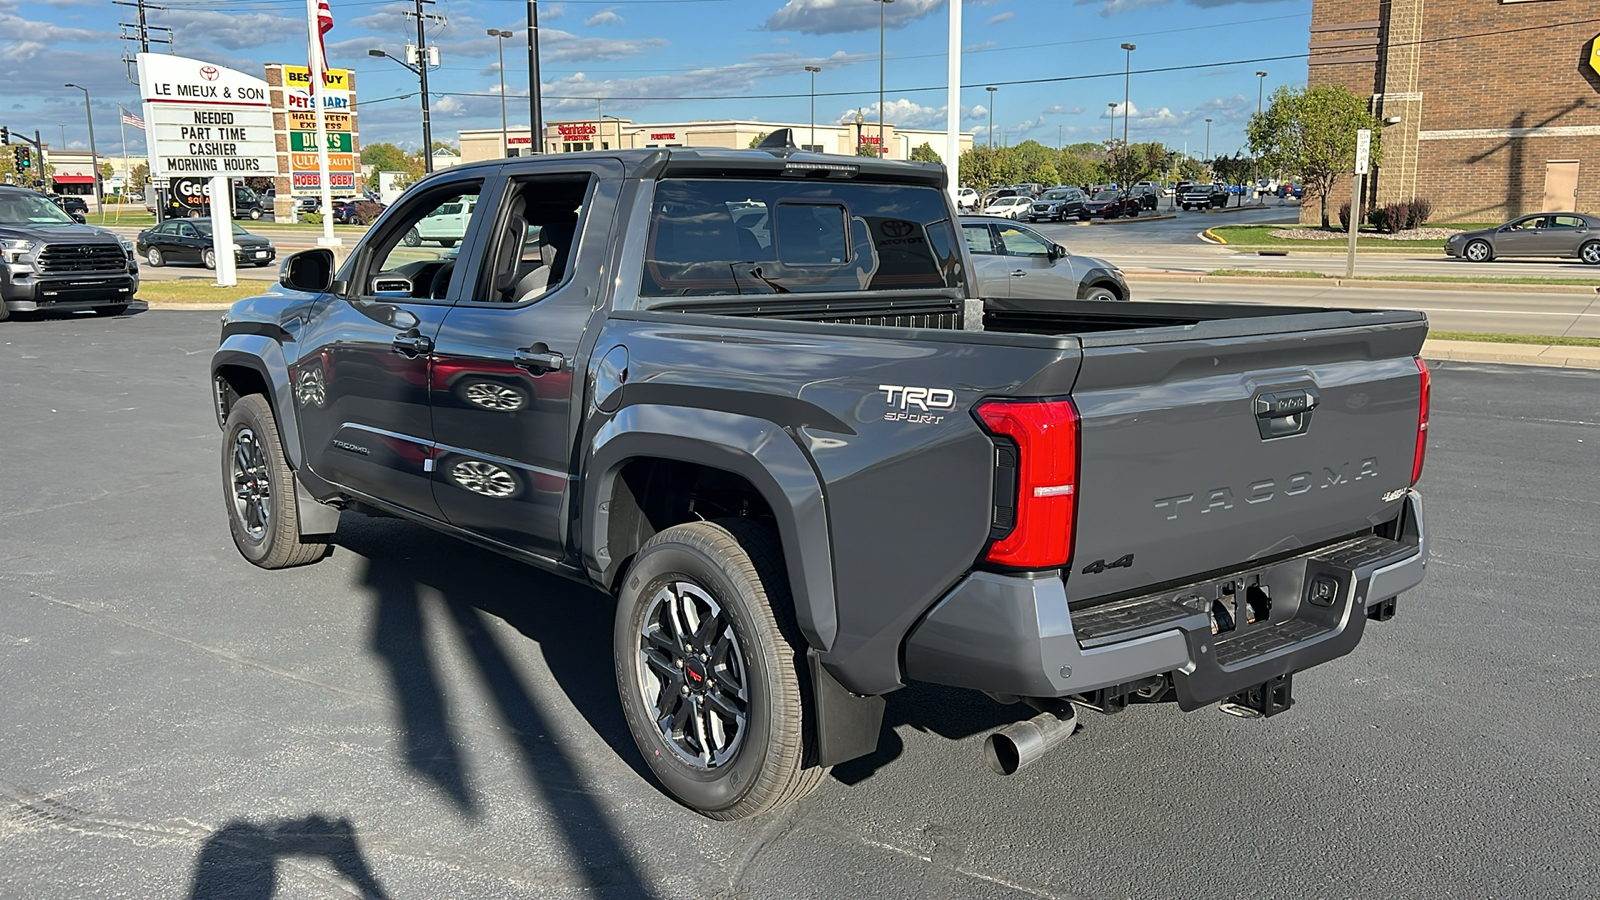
<box><xmin>280</xmin><ymin>248</ymin><xmax>337</xmax><ymax>293</ymax></box>
<box><xmin>1049</xmin><ymin>244</ymin><xmax>1067</xmax><ymax>260</ymax></box>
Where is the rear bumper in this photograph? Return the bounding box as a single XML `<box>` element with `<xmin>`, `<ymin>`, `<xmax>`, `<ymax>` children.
<box><xmin>903</xmin><ymin>490</ymin><xmax>1426</xmax><ymax>705</ymax></box>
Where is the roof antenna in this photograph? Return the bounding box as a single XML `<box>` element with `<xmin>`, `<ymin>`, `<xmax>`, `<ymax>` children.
<box><xmin>756</xmin><ymin>128</ymin><xmax>798</xmax><ymax>152</ymax></box>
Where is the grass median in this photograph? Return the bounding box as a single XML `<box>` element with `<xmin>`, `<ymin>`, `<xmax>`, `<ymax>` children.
<box><xmin>1429</xmin><ymin>331</ymin><xmax>1600</xmax><ymax>348</ymax></box>
<box><xmin>135</xmin><ymin>281</ymin><xmax>269</xmax><ymax>305</ymax></box>
<box><xmin>1207</xmin><ymin>269</ymin><xmax>1600</xmax><ymax>287</ymax></box>
<box><xmin>1207</xmin><ymin>223</ymin><xmax>1500</xmax><ymax>250</ymax></box>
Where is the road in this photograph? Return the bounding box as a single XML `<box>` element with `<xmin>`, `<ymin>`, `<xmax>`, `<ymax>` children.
<box><xmin>3</xmin><ymin>310</ymin><xmax>1598</xmax><ymax>899</ymax></box>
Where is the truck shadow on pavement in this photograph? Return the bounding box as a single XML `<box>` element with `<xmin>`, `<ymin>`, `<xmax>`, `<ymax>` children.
<box><xmin>336</xmin><ymin>514</ymin><xmax>661</xmax><ymax>900</ymax></box>
<box><xmin>188</xmin><ymin>814</ymin><xmax>388</xmax><ymax>899</ymax></box>
<box><xmin>831</xmin><ymin>684</ymin><xmax>1039</xmax><ymax>786</ymax></box>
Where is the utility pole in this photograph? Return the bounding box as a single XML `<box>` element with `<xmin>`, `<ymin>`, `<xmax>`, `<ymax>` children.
<box><xmin>985</xmin><ymin>86</ymin><xmax>996</xmax><ymax>151</ymax></box>
<box><xmin>403</xmin><ymin>0</ymin><xmax>442</xmax><ymax>171</ymax></box>
<box><xmin>877</xmin><ymin>0</ymin><xmax>893</xmax><ymax>156</ymax></box>
<box><xmin>114</xmin><ymin>0</ymin><xmax>173</xmax><ymax>83</ymax></box>
<box><xmin>1120</xmin><ymin>43</ymin><xmax>1136</xmax><ymax>149</ymax></box>
<box><xmin>489</xmin><ymin>29</ymin><xmax>513</xmax><ymax>157</ymax></box>
<box><xmin>528</xmin><ymin>0</ymin><xmax>543</xmax><ymax>154</ymax></box>
<box><xmin>805</xmin><ymin>65</ymin><xmax>820</xmax><ymax>152</ymax></box>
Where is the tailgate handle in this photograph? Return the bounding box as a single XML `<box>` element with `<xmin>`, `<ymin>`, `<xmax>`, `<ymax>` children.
<box><xmin>1254</xmin><ymin>389</ymin><xmax>1318</xmax><ymax>439</ymax></box>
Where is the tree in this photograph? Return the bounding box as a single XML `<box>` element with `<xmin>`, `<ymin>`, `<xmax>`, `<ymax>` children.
<box><xmin>1176</xmin><ymin>156</ymin><xmax>1205</xmax><ymax>182</ymax></box>
<box><xmin>1104</xmin><ymin>141</ymin><xmax>1171</xmax><ymax>190</ymax></box>
<box><xmin>856</xmin><ymin>142</ymin><xmax>879</xmax><ymax>158</ymax></box>
<box><xmin>1209</xmin><ymin>152</ymin><xmax>1255</xmax><ymax>205</ymax></box>
<box><xmin>361</xmin><ymin>142</ymin><xmax>410</xmax><ymax>191</ymax></box>
<box><xmin>130</xmin><ymin>162</ymin><xmax>149</xmax><ymax>188</ymax></box>
<box><xmin>1054</xmin><ymin>152</ymin><xmax>1103</xmax><ymax>189</ymax></box>
<box><xmin>1247</xmin><ymin>84</ymin><xmax>1383</xmax><ymax>228</ymax></box>
<box><xmin>748</xmin><ymin>132</ymin><xmax>769</xmax><ymax>148</ymax></box>
<box><xmin>99</xmin><ymin>162</ymin><xmax>114</xmax><ymax>181</ymax></box>
<box><xmin>909</xmin><ymin>142</ymin><xmax>941</xmax><ymax>164</ymax></box>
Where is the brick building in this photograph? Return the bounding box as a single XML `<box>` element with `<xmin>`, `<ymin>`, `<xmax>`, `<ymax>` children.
<box><xmin>1307</xmin><ymin>0</ymin><xmax>1600</xmax><ymax>222</ymax></box>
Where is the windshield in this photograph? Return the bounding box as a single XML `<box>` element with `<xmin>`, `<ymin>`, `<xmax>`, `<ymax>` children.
<box><xmin>1042</xmin><ymin>191</ymin><xmax>1073</xmax><ymax>201</ymax></box>
<box><xmin>0</xmin><ymin>192</ymin><xmax>77</xmax><ymax>226</ymax></box>
<box><xmin>1092</xmin><ymin>191</ymin><xmax>1120</xmax><ymax>201</ymax></box>
<box><xmin>193</xmin><ymin>221</ymin><xmax>251</xmax><ymax>237</ymax></box>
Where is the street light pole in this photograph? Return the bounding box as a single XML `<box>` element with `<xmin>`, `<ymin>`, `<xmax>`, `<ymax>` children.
<box><xmin>985</xmin><ymin>86</ymin><xmax>996</xmax><ymax>151</ymax></box>
<box><xmin>805</xmin><ymin>65</ymin><xmax>820</xmax><ymax>151</ymax></box>
<box><xmin>527</xmin><ymin>0</ymin><xmax>543</xmax><ymax>154</ymax></box>
<box><xmin>878</xmin><ymin>0</ymin><xmax>893</xmax><ymax>157</ymax></box>
<box><xmin>368</xmin><ymin>49</ymin><xmax>432</xmax><ymax>169</ymax></box>
<box><xmin>489</xmin><ymin>29</ymin><xmax>513</xmax><ymax>157</ymax></box>
<box><xmin>1107</xmin><ymin>102</ymin><xmax>1116</xmax><ymax>144</ymax></box>
<box><xmin>64</xmin><ymin>84</ymin><xmax>99</xmax><ymax>204</ymax></box>
<box><xmin>1254</xmin><ymin>70</ymin><xmax>1268</xmax><ymax>204</ymax></box>
<box><xmin>1204</xmin><ymin>118</ymin><xmax>1212</xmax><ymax>160</ymax></box>
<box><xmin>1120</xmin><ymin>43</ymin><xmax>1136</xmax><ymax>149</ymax></box>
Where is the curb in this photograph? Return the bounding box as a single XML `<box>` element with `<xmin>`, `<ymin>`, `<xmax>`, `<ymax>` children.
<box><xmin>1424</xmin><ymin>339</ymin><xmax>1600</xmax><ymax>371</ymax></box>
<box><xmin>1125</xmin><ymin>273</ymin><xmax>1599</xmax><ymax>295</ymax></box>
<box><xmin>1069</xmin><ymin>214</ymin><xmax>1177</xmax><ymax>226</ymax></box>
<box><xmin>1201</xmin><ymin>228</ymin><xmax>1226</xmax><ymax>244</ymax></box>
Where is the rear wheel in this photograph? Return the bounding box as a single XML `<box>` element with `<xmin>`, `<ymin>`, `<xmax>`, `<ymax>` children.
<box><xmin>1580</xmin><ymin>240</ymin><xmax>1600</xmax><ymax>265</ymax></box>
<box><xmin>221</xmin><ymin>394</ymin><xmax>330</xmax><ymax>569</ymax></box>
<box><xmin>146</xmin><ymin>246</ymin><xmax>165</xmax><ymax>267</ymax></box>
<box><xmin>1464</xmin><ymin>239</ymin><xmax>1493</xmax><ymax>262</ymax></box>
<box><xmin>614</xmin><ymin>519</ymin><xmax>826</xmax><ymax>820</ymax></box>
<box><xmin>403</xmin><ymin>228</ymin><xmax>421</xmax><ymax>247</ymax></box>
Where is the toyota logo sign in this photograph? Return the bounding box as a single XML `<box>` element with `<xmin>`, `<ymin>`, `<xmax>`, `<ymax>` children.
<box><xmin>199</xmin><ymin>66</ymin><xmax>220</xmax><ymax>82</ymax></box>
<box><xmin>880</xmin><ymin>220</ymin><xmax>915</xmax><ymax>239</ymax></box>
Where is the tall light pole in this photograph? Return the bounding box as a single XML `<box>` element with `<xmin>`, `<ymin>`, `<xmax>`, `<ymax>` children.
<box><xmin>878</xmin><ymin>0</ymin><xmax>893</xmax><ymax>156</ymax></box>
<box><xmin>985</xmin><ymin>86</ymin><xmax>997</xmax><ymax>150</ymax></box>
<box><xmin>1107</xmin><ymin>102</ymin><xmax>1116</xmax><ymax>144</ymax></box>
<box><xmin>1254</xmin><ymin>70</ymin><xmax>1268</xmax><ymax>203</ymax></box>
<box><xmin>488</xmin><ymin>29</ymin><xmax>513</xmax><ymax>157</ymax></box>
<box><xmin>601</xmin><ymin>113</ymin><xmax>625</xmax><ymax>149</ymax></box>
<box><xmin>805</xmin><ymin>65</ymin><xmax>820</xmax><ymax>151</ymax></box>
<box><xmin>528</xmin><ymin>0</ymin><xmax>543</xmax><ymax>154</ymax></box>
<box><xmin>368</xmin><ymin>49</ymin><xmax>432</xmax><ymax>171</ymax></box>
<box><xmin>64</xmin><ymin>83</ymin><xmax>99</xmax><ymax>203</ymax></box>
<box><xmin>1204</xmin><ymin>118</ymin><xmax>1212</xmax><ymax>160</ymax></box>
<box><xmin>1119</xmin><ymin>43</ymin><xmax>1136</xmax><ymax>149</ymax></box>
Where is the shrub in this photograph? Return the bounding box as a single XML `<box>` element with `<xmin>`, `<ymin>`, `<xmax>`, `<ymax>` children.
<box><xmin>301</xmin><ymin>212</ymin><xmax>322</xmax><ymax>225</ymax></box>
<box><xmin>1366</xmin><ymin>206</ymin><xmax>1388</xmax><ymax>233</ymax></box>
<box><xmin>353</xmin><ymin>201</ymin><xmax>385</xmax><ymax>225</ymax></box>
<box><xmin>1406</xmin><ymin>197</ymin><xmax>1433</xmax><ymax>230</ymax></box>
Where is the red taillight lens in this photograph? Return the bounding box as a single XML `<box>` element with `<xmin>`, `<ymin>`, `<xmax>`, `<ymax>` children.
<box><xmin>1412</xmin><ymin>357</ymin><xmax>1431</xmax><ymax>485</ymax></box>
<box><xmin>976</xmin><ymin>398</ymin><xmax>1080</xmax><ymax>569</ymax></box>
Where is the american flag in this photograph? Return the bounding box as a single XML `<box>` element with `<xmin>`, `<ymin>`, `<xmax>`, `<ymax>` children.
<box><xmin>120</xmin><ymin>106</ymin><xmax>144</xmax><ymax>130</ymax></box>
<box><xmin>313</xmin><ymin>0</ymin><xmax>334</xmax><ymax>82</ymax></box>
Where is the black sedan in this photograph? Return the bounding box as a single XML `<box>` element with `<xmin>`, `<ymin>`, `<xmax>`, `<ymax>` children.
<box><xmin>1079</xmin><ymin>191</ymin><xmax>1141</xmax><ymax>220</ymax></box>
<box><xmin>135</xmin><ymin>220</ymin><xmax>277</xmax><ymax>269</ymax></box>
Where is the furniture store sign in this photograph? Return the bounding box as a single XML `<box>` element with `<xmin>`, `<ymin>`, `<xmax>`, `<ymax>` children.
<box><xmin>136</xmin><ymin>53</ymin><xmax>278</xmax><ymax>178</ymax></box>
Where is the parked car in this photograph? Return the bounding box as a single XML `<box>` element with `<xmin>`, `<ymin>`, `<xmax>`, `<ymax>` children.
<box><xmin>1080</xmin><ymin>190</ymin><xmax>1141</xmax><ymax>220</ymax></box>
<box><xmin>961</xmin><ymin>216</ymin><xmax>1128</xmax><ymax>301</ymax></box>
<box><xmin>1026</xmin><ymin>187</ymin><xmax>1088</xmax><ymax>222</ymax></box>
<box><xmin>136</xmin><ymin>219</ymin><xmax>277</xmax><ymax>269</ymax></box>
<box><xmin>212</xmin><ymin>142</ymin><xmax>1430</xmax><ymax>818</ymax></box>
<box><xmin>0</xmin><ymin>185</ymin><xmax>138</xmax><ymax>320</ymax></box>
<box><xmin>1445</xmin><ymin>213</ymin><xmax>1600</xmax><ymax>264</ymax></box>
<box><xmin>983</xmin><ymin>196</ymin><xmax>1032</xmax><ymax>219</ymax></box>
<box><xmin>51</xmin><ymin>194</ymin><xmax>89</xmax><ymax>217</ymax></box>
<box><xmin>955</xmin><ymin>187</ymin><xmax>980</xmax><ymax>211</ymax></box>
<box><xmin>332</xmin><ymin>198</ymin><xmax>386</xmax><ymax>225</ymax></box>
<box><xmin>1129</xmin><ymin>183</ymin><xmax>1160</xmax><ymax>210</ymax></box>
<box><xmin>1180</xmin><ymin>183</ymin><xmax>1228</xmax><ymax>210</ymax></box>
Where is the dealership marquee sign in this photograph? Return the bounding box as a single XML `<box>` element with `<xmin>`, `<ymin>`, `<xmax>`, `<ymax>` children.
<box><xmin>136</xmin><ymin>53</ymin><xmax>279</xmax><ymax>179</ymax></box>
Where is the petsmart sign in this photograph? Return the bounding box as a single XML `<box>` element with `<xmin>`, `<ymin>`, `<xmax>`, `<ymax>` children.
<box><xmin>137</xmin><ymin>53</ymin><xmax>278</xmax><ymax>179</ymax></box>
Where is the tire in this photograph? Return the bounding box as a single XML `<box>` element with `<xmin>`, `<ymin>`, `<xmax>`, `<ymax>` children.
<box><xmin>402</xmin><ymin>228</ymin><xmax>421</xmax><ymax>247</ymax></box>
<box><xmin>1084</xmin><ymin>285</ymin><xmax>1122</xmax><ymax>303</ymax></box>
<box><xmin>146</xmin><ymin>246</ymin><xmax>164</xmax><ymax>267</ymax></box>
<box><xmin>1580</xmin><ymin>240</ymin><xmax>1600</xmax><ymax>265</ymax></box>
<box><xmin>439</xmin><ymin>239</ymin><xmax>456</xmax><ymax>249</ymax></box>
<box><xmin>93</xmin><ymin>304</ymin><xmax>129</xmax><ymax>317</ymax></box>
<box><xmin>203</xmin><ymin>248</ymin><xmax>217</xmax><ymax>270</ymax></box>
<box><xmin>1464</xmin><ymin>239</ymin><xmax>1493</xmax><ymax>262</ymax></box>
<box><xmin>253</xmin><ymin>261</ymin><xmax>271</xmax><ymax>268</ymax></box>
<box><xmin>249</xmin><ymin>209</ymin><xmax>262</xmax><ymax>220</ymax></box>
<box><xmin>1127</xmin><ymin>206</ymin><xmax>1139</xmax><ymax>218</ymax></box>
<box><xmin>614</xmin><ymin>519</ymin><xmax>826</xmax><ymax>820</ymax></box>
<box><xmin>221</xmin><ymin>394</ymin><xmax>330</xmax><ymax>569</ymax></box>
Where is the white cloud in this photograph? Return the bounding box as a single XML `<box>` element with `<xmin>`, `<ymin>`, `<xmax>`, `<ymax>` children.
<box><xmin>987</xmin><ymin>11</ymin><xmax>1014</xmax><ymax>24</ymax></box>
<box><xmin>584</xmin><ymin>9</ymin><xmax>625</xmax><ymax>27</ymax></box>
<box><xmin>963</xmin><ymin>40</ymin><xmax>996</xmax><ymax>52</ymax></box>
<box><xmin>540</xmin><ymin>28</ymin><xmax>666</xmax><ymax>62</ymax></box>
<box><xmin>764</xmin><ymin>0</ymin><xmax>947</xmax><ymax>36</ymax></box>
<box><xmin>1044</xmin><ymin>105</ymin><xmax>1085</xmax><ymax>115</ymax></box>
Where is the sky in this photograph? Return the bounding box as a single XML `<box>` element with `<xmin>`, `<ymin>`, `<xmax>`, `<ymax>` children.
<box><xmin>0</xmin><ymin>0</ymin><xmax>1311</xmax><ymax>161</ymax></box>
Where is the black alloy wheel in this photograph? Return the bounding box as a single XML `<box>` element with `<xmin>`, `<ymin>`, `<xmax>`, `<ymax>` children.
<box><xmin>613</xmin><ymin>519</ymin><xmax>826</xmax><ymax>819</ymax></box>
<box><xmin>221</xmin><ymin>394</ymin><xmax>330</xmax><ymax>569</ymax></box>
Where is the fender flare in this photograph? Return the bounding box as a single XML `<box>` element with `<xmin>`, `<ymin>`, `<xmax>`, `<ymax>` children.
<box><xmin>1076</xmin><ymin>268</ymin><xmax>1125</xmax><ymax>301</ymax></box>
<box><xmin>585</xmin><ymin>404</ymin><xmax>838</xmax><ymax>652</ymax></box>
<box><xmin>212</xmin><ymin>334</ymin><xmax>302</xmax><ymax>469</ymax></box>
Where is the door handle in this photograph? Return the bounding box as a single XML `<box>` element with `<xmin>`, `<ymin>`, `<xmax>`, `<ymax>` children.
<box><xmin>514</xmin><ymin>346</ymin><xmax>566</xmax><ymax>374</ymax></box>
<box><xmin>391</xmin><ymin>332</ymin><xmax>433</xmax><ymax>357</ymax></box>
<box><xmin>1009</xmin><ymin>269</ymin><xmax>1027</xmax><ymax>277</ymax></box>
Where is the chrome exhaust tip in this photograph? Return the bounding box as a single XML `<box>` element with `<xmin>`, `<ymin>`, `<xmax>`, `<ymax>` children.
<box><xmin>983</xmin><ymin>705</ymin><xmax>1078</xmax><ymax>776</ymax></box>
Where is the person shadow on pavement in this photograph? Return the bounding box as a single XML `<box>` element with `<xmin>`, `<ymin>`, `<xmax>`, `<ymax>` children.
<box><xmin>187</xmin><ymin>814</ymin><xmax>388</xmax><ymax>900</ymax></box>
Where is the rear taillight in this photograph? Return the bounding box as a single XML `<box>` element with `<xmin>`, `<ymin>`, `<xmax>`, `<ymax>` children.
<box><xmin>975</xmin><ymin>398</ymin><xmax>1080</xmax><ymax>569</ymax></box>
<box><xmin>1412</xmin><ymin>357</ymin><xmax>1431</xmax><ymax>485</ymax></box>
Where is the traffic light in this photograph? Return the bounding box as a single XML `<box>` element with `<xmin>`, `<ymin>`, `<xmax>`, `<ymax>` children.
<box><xmin>15</xmin><ymin>146</ymin><xmax>30</xmax><ymax>169</ymax></box>
<box><xmin>1</xmin><ymin>127</ymin><xmax>9</xmax><ymax>146</ymax></box>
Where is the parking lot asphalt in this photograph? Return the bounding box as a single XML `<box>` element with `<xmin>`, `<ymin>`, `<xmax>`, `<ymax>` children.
<box><xmin>3</xmin><ymin>309</ymin><xmax>1599</xmax><ymax>899</ymax></box>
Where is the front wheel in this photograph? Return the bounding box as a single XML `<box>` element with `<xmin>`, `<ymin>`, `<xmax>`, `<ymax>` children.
<box><xmin>202</xmin><ymin>248</ymin><xmax>216</xmax><ymax>270</ymax></box>
<box><xmin>1580</xmin><ymin>240</ymin><xmax>1600</xmax><ymax>265</ymax></box>
<box><xmin>221</xmin><ymin>394</ymin><xmax>330</xmax><ymax>569</ymax></box>
<box><xmin>1084</xmin><ymin>285</ymin><xmax>1121</xmax><ymax>302</ymax></box>
<box><xmin>1464</xmin><ymin>239</ymin><xmax>1493</xmax><ymax>262</ymax></box>
<box><xmin>249</xmin><ymin>209</ymin><xmax>262</xmax><ymax>220</ymax></box>
<box><xmin>614</xmin><ymin>519</ymin><xmax>826</xmax><ymax>820</ymax></box>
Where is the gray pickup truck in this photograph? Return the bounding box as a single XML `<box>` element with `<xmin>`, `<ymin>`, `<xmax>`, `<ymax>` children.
<box><xmin>0</xmin><ymin>185</ymin><xmax>139</xmax><ymax>320</ymax></box>
<box><xmin>211</xmin><ymin>134</ymin><xmax>1430</xmax><ymax>819</ymax></box>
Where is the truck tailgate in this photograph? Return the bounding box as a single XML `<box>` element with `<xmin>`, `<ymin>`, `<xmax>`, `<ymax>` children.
<box><xmin>1063</xmin><ymin>312</ymin><xmax>1427</xmax><ymax>606</ymax></box>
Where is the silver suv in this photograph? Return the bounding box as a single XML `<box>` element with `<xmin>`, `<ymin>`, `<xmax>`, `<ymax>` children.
<box><xmin>960</xmin><ymin>216</ymin><xmax>1128</xmax><ymax>302</ymax></box>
